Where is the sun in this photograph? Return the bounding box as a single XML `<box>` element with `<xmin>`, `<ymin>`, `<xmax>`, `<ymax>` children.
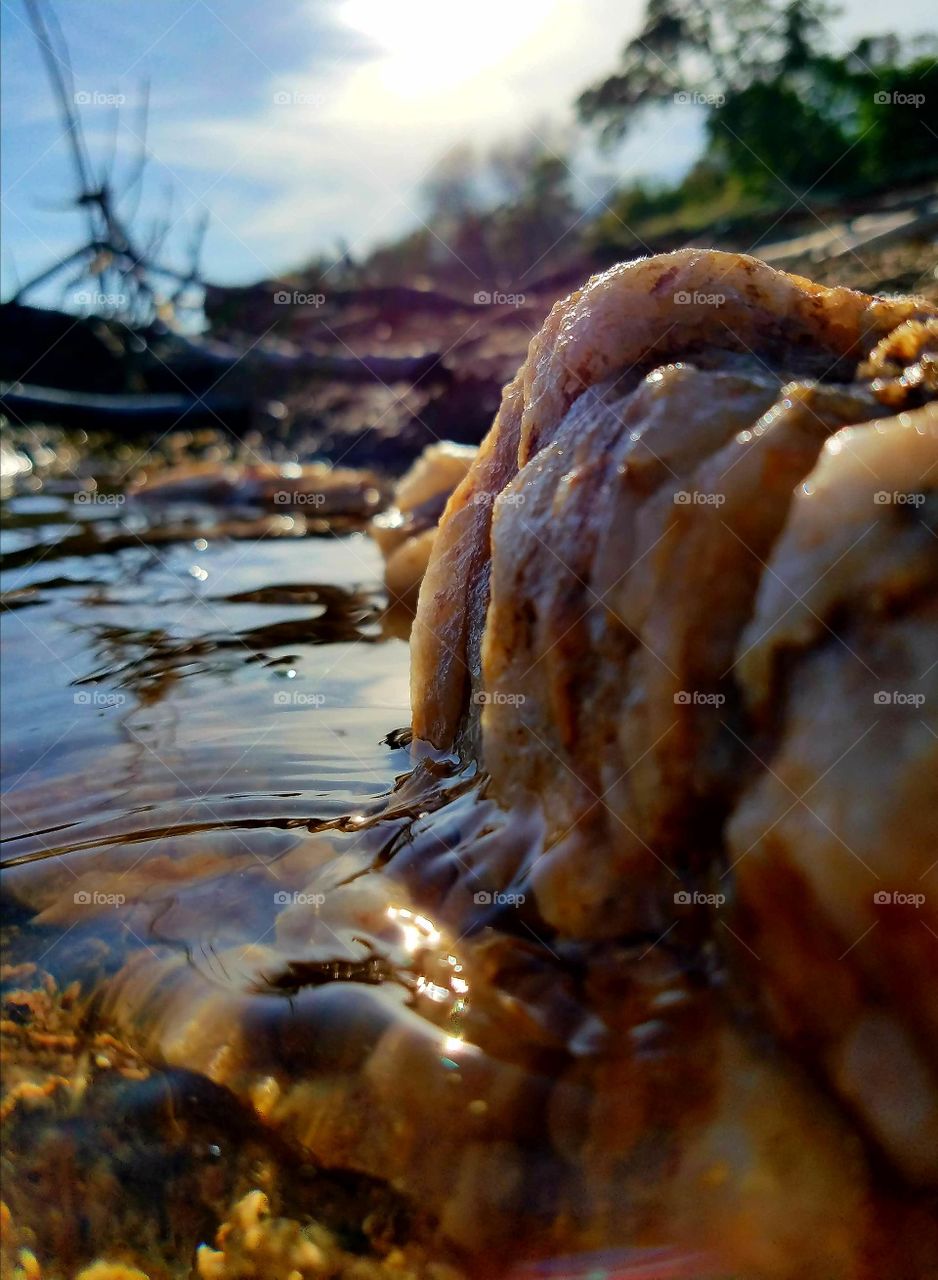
<box><xmin>341</xmin><ymin>0</ymin><xmax>557</xmax><ymax>98</ymax></box>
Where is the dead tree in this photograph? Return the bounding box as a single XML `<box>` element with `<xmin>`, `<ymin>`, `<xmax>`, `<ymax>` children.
<box><xmin>11</xmin><ymin>0</ymin><xmax>208</xmax><ymax>328</ymax></box>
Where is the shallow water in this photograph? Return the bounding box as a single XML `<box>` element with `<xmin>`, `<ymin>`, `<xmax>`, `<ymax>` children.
<box><xmin>6</xmin><ymin>534</ymin><xmax>405</xmax><ymax>831</ymax></box>
<box><xmin>0</xmin><ymin>466</ymin><xmax>721</xmax><ymax>1277</ymax></box>
<box><xmin>0</xmin><ymin>473</ymin><xmax>438</xmax><ymax>1250</ymax></box>
<box><xmin>3</xmin><ymin>489</ymin><xmax>415</xmax><ymax>848</ymax></box>
<box><xmin>4</xmin><ymin>444</ymin><xmax>935</xmax><ymax>1280</ymax></box>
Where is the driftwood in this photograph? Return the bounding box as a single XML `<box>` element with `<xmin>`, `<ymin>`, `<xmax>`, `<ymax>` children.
<box><xmin>1</xmin><ymin>2</ymin><xmax>458</xmax><ymax>442</ymax></box>
<box><xmin>0</xmin><ymin>382</ymin><xmax>249</xmax><ymax>434</ymax></box>
<box><xmin>12</xmin><ymin>0</ymin><xmax>208</xmax><ymax>329</ymax></box>
<box><xmin>0</xmin><ymin>297</ymin><xmax>450</xmax><ymax>432</ymax></box>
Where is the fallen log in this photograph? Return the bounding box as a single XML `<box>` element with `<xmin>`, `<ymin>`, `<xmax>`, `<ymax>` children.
<box><xmin>0</xmin><ymin>382</ymin><xmax>250</xmax><ymax>434</ymax></box>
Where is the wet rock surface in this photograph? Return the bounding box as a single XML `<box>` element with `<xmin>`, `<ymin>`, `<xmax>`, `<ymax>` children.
<box><xmin>3</xmin><ymin>249</ymin><xmax>938</xmax><ymax>1278</ymax></box>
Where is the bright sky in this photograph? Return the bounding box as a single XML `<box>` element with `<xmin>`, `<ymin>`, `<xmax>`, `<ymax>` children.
<box><xmin>1</xmin><ymin>0</ymin><xmax>934</xmax><ymax>300</ymax></box>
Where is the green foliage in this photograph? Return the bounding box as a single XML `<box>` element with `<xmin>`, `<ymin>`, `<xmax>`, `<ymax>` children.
<box><xmin>586</xmin><ymin>170</ymin><xmax>762</xmax><ymax>256</ymax></box>
<box><xmin>705</xmin><ymin>51</ymin><xmax>938</xmax><ymax>195</ymax></box>
<box><xmin>854</xmin><ymin>58</ymin><xmax>938</xmax><ymax>184</ymax></box>
<box><xmin>577</xmin><ymin>0</ymin><xmax>841</xmax><ymax>141</ymax></box>
<box><xmin>579</xmin><ymin>0</ymin><xmax>938</xmax><ymax>196</ymax></box>
<box><xmin>296</xmin><ymin>0</ymin><xmax>936</xmax><ymax>295</ymax></box>
<box><xmin>706</xmin><ymin>80</ymin><xmax>853</xmax><ymax>194</ymax></box>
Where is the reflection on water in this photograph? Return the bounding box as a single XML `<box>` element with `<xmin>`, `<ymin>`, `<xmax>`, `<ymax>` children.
<box><xmin>1</xmin><ymin>474</ymin><xmax>465</xmax><ymax>1274</ymax></box>
<box><xmin>2</xmin><ymin>493</ymin><xmax>411</xmax><ymax>868</ymax></box>
<box><xmin>2</xmin><ymin>466</ymin><xmax>724</xmax><ymax>1278</ymax></box>
<box><xmin>5</xmin><ymin>454</ymin><xmax>929</xmax><ymax>1280</ymax></box>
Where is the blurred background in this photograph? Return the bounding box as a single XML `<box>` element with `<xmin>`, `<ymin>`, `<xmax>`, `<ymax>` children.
<box><xmin>1</xmin><ymin>0</ymin><xmax>937</xmax><ymax>467</ymax></box>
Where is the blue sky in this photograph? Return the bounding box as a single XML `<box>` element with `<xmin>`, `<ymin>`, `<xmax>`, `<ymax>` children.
<box><xmin>2</xmin><ymin>0</ymin><xmax>934</xmax><ymax>303</ymax></box>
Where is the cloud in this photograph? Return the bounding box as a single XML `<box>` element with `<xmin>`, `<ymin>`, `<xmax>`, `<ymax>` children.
<box><xmin>127</xmin><ymin>0</ymin><xmax>689</xmax><ymax>279</ymax></box>
<box><xmin>7</xmin><ymin>0</ymin><xmax>918</xmax><ymax>291</ymax></box>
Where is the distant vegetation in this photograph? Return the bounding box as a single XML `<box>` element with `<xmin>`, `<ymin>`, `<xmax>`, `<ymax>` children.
<box><xmin>13</xmin><ymin>0</ymin><xmax>936</xmax><ymax>321</ymax></box>
<box><xmin>309</xmin><ymin>0</ymin><xmax>938</xmax><ymax>294</ymax></box>
<box><xmin>580</xmin><ymin>0</ymin><xmax>938</xmax><ymax>255</ymax></box>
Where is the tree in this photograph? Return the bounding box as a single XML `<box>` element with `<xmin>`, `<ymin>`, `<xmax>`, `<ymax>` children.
<box><xmin>576</xmin><ymin>0</ymin><xmax>841</xmax><ymax>142</ymax></box>
<box><xmin>706</xmin><ymin>79</ymin><xmax>852</xmax><ymax>193</ymax></box>
<box><xmin>578</xmin><ymin>0</ymin><xmax>938</xmax><ymax>196</ymax></box>
<box><xmin>421</xmin><ymin>146</ymin><xmax>483</xmax><ymax>225</ymax></box>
